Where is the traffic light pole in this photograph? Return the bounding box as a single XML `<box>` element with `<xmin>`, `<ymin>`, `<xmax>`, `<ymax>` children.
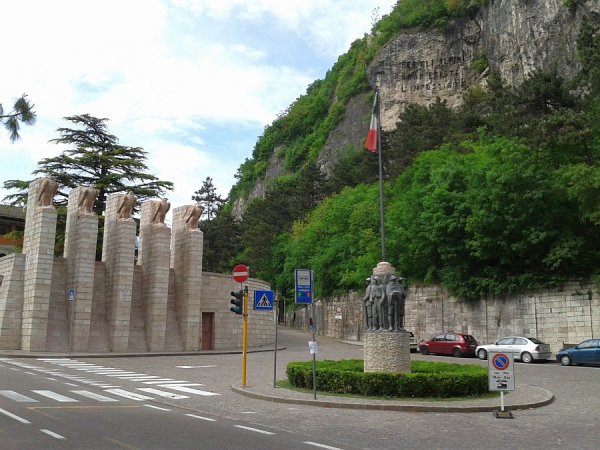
<box><xmin>242</xmin><ymin>285</ymin><xmax>248</xmax><ymax>387</ymax></box>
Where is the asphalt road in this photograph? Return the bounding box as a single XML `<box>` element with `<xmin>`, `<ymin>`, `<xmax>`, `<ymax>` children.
<box><xmin>1</xmin><ymin>327</ymin><xmax>599</xmax><ymax>449</ymax></box>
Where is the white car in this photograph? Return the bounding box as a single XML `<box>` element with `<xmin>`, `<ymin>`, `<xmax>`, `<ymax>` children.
<box><xmin>475</xmin><ymin>336</ymin><xmax>551</xmax><ymax>363</ymax></box>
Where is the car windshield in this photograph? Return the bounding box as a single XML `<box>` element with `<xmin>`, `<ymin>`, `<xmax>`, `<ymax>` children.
<box><xmin>528</xmin><ymin>338</ymin><xmax>544</xmax><ymax>344</ymax></box>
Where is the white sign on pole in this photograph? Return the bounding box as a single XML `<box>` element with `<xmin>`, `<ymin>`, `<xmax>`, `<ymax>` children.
<box><xmin>488</xmin><ymin>351</ymin><xmax>515</xmax><ymax>391</ymax></box>
<box><xmin>308</xmin><ymin>340</ymin><xmax>318</xmax><ymax>354</ymax></box>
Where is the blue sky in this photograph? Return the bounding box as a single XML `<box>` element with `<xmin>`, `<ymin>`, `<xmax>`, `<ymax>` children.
<box><xmin>0</xmin><ymin>0</ymin><xmax>396</xmax><ymax>210</ymax></box>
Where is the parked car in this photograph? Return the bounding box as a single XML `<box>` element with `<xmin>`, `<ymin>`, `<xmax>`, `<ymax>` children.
<box><xmin>407</xmin><ymin>331</ymin><xmax>418</xmax><ymax>352</ymax></box>
<box><xmin>556</xmin><ymin>339</ymin><xmax>600</xmax><ymax>366</ymax></box>
<box><xmin>418</xmin><ymin>333</ymin><xmax>478</xmax><ymax>357</ymax></box>
<box><xmin>476</xmin><ymin>336</ymin><xmax>551</xmax><ymax>363</ymax></box>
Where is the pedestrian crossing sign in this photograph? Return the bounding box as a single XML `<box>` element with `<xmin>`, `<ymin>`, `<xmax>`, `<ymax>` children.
<box><xmin>253</xmin><ymin>290</ymin><xmax>274</xmax><ymax>310</ymax></box>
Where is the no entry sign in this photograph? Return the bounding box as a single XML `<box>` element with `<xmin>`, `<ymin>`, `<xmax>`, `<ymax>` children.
<box><xmin>232</xmin><ymin>264</ymin><xmax>249</xmax><ymax>283</ymax></box>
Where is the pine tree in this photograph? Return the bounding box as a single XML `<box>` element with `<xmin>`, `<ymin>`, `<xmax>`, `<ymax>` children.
<box><xmin>0</xmin><ymin>94</ymin><xmax>36</xmax><ymax>142</ymax></box>
<box><xmin>2</xmin><ymin>114</ymin><xmax>173</xmax><ymax>211</ymax></box>
<box><xmin>191</xmin><ymin>177</ymin><xmax>226</xmax><ymax>221</ymax></box>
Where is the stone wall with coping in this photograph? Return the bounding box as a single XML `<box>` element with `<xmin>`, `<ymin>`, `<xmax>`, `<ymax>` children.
<box><xmin>285</xmin><ymin>282</ymin><xmax>600</xmax><ymax>355</ymax></box>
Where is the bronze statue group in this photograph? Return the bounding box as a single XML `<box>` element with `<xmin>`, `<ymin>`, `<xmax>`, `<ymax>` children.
<box><xmin>363</xmin><ymin>274</ymin><xmax>406</xmax><ymax>332</ymax></box>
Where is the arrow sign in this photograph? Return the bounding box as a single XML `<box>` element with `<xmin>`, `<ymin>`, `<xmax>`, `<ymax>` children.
<box><xmin>254</xmin><ymin>290</ymin><xmax>274</xmax><ymax>310</ymax></box>
<box><xmin>232</xmin><ymin>264</ymin><xmax>249</xmax><ymax>283</ymax></box>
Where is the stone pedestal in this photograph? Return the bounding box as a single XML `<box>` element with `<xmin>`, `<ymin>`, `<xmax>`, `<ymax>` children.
<box><xmin>171</xmin><ymin>205</ymin><xmax>203</xmax><ymax>351</ymax></box>
<box><xmin>364</xmin><ymin>330</ymin><xmax>411</xmax><ymax>373</ymax></box>
<box><xmin>21</xmin><ymin>178</ymin><xmax>58</xmax><ymax>351</ymax></box>
<box><xmin>139</xmin><ymin>201</ymin><xmax>171</xmax><ymax>351</ymax></box>
<box><xmin>103</xmin><ymin>194</ymin><xmax>136</xmax><ymax>352</ymax></box>
<box><xmin>64</xmin><ymin>187</ymin><xmax>98</xmax><ymax>351</ymax></box>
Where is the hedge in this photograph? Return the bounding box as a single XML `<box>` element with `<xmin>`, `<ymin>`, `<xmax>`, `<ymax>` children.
<box><xmin>286</xmin><ymin>360</ymin><xmax>488</xmax><ymax>398</ymax></box>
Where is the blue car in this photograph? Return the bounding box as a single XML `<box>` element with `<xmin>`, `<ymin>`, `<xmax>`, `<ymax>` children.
<box><xmin>556</xmin><ymin>339</ymin><xmax>600</xmax><ymax>366</ymax></box>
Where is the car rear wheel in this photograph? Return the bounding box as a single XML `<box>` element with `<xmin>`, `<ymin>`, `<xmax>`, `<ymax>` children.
<box><xmin>477</xmin><ymin>349</ymin><xmax>488</xmax><ymax>360</ymax></box>
<box><xmin>420</xmin><ymin>346</ymin><xmax>429</xmax><ymax>355</ymax></box>
<box><xmin>560</xmin><ymin>355</ymin><xmax>572</xmax><ymax>366</ymax></box>
<box><xmin>452</xmin><ymin>348</ymin><xmax>462</xmax><ymax>358</ymax></box>
<box><xmin>521</xmin><ymin>352</ymin><xmax>533</xmax><ymax>363</ymax></box>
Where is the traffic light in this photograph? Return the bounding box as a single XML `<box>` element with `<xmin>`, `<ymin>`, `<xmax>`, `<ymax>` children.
<box><xmin>230</xmin><ymin>289</ymin><xmax>243</xmax><ymax>315</ymax></box>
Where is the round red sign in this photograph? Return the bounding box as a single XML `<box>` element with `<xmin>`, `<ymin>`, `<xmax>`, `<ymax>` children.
<box><xmin>232</xmin><ymin>264</ymin><xmax>249</xmax><ymax>283</ymax></box>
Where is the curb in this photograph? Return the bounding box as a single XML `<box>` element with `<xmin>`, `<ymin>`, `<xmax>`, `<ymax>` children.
<box><xmin>231</xmin><ymin>385</ymin><xmax>554</xmax><ymax>413</ymax></box>
<box><xmin>0</xmin><ymin>346</ymin><xmax>286</xmax><ymax>359</ymax></box>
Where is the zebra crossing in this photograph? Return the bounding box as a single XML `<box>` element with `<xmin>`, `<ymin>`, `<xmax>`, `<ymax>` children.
<box><xmin>0</xmin><ymin>357</ymin><xmax>221</xmax><ymax>405</ymax></box>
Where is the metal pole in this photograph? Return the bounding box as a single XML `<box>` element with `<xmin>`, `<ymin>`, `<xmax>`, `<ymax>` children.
<box><xmin>242</xmin><ymin>285</ymin><xmax>248</xmax><ymax>387</ymax></box>
<box><xmin>311</xmin><ymin>302</ymin><xmax>317</xmax><ymax>400</ymax></box>
<box><xmin>500</xmin><ymin>391</ymin><xmax>505</xmax><ymax>412</ymax></box>
<box><xmin>375</xmin><ymin>89</ymin><xmax>386</xmax><ymax>261</ymax></box>
<box><xmin>273</xmin><ymin>294</ymin><xmax>278</xmax><ymax>388</ymax></box>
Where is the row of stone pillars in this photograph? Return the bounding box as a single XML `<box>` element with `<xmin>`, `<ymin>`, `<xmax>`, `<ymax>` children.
<box><xmin>1</xmin><ymin>178</ymin><xmax>204</xmax><ymax>352</ymax></box>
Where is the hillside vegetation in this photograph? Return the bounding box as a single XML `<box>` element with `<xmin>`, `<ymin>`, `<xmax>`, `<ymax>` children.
<box><xmin>203</xmin><ymin>1</ymin><xmax>600</xmax><ymax>303</ymax></box>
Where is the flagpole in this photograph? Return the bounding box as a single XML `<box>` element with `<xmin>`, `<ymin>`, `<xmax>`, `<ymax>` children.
<box><xmin>375</xmin><ymin>88</ymin><xmax>386</xmax><ymax>261</ymax></box>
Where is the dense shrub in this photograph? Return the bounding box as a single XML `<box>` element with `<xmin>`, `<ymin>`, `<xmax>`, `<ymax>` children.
<box><xmin>286</xmin><ymin>359</ymin><xmax>488</xmax><ymax>398</ymax></box>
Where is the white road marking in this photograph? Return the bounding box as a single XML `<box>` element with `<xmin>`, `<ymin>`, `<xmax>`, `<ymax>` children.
<box><xmin>157</xmin><ymin>384</ymin><xmax>220</xmax><ymax>396</ymax></box>
<box><xmin>0</xmin><ymin>390</ymin><xmax>39</xmax><ymax>402</ymax></box>
<box><xmin>123</xmin><ymin>376</ymin><xmax>162</xmax><ymax>381</ymax></box>
<box><xmin>142</xmin><ymin>379</ymin><xmax>186</xmax><ymax>384</ymax></box>
<box><xmin>45</xmin><ymin>377</ymin><xmax>57</xmax><ymax>381</ymax></box>
<box><xmin>0</xmin><ymin>408</ymin><xmax>31</xmax><ymax>424</ymax></box>
<box><xmin>40</xmin><ymin>429</ymin><xmax>65</xmax><ymax>439</ymax></box>
<box><xmin>144</xmin><ymin>404</ymin><xmax>171</xmax><ymax>411</ymax></box>
<box><xmin>105</xmin><ymin>372</ymin><xmax>139</xmax><ymax>377</ymax></box>
<box><xmin>234</xmin><ymin>425</ymin><xmax>274</xmax><ymax>435</ymax></box>
<box><xmin>304</xmin><ymin>442</ymin><xmax>345</xmax><ymax>450</ymax></box>
<box><xmin>175</xmin><ymin>365</ymin><xmax>217</xmax><ymax>369</ymax></box>
<box><xmin>23</xmin><ymin>371</ymin><xmax>36</xmax><ymax>375</ymax></box>
<box><xmin>186</xmin><ymin>414</ymin><xmax>216</xmax><ymax>422</ymax></box>
<box><xmin>32</xmin><ymin>390</ymin><xmax>79</xmax><ymax>402</ymax></box>
<box><xmin>137</xmin><ymin>388</ymin><xmax>188</xmax><ymax>399</ymax></box>
<box><xmin>70</xmin><ymin>390</ymin><xmax>118</xmax><ymax>402</ymax></box>
<box><xmin>64</xmin><ymin>383</ymin><xmax>79</xmax><ymax>387</ymax></box>
<box><xmin>103</xmin><ymin>389</ymin><xmax>154</xmax><ymax>401</ymax></box>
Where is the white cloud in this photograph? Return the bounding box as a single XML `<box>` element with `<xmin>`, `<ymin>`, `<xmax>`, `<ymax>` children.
<box><xmin>1</xmin><ymin>0</ymin><xmax>397</xmax><ymax>211</ymax></box>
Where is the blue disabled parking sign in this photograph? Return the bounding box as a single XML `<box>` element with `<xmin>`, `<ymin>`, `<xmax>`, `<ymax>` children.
<box><xmin>254</xmin><ymin>290</ymin><xmax>274</xmax><ymax>310</ymax></box>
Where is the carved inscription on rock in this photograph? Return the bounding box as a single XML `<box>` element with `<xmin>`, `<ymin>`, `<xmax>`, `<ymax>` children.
<box><xmin>369</xmin><ymin>28</ymin><xmax>480</xmax><ymax>130</ymax></box>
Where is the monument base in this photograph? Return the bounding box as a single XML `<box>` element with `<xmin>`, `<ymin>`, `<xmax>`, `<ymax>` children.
<box><xmin>364</xmin><ymin>330</ymin><xmax>411</xmax><ymax>373</ymax></box>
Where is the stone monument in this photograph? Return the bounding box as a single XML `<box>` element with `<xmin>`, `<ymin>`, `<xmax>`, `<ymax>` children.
<box><xmin>363</xmin><ymin>262</ymin><xmax>411</xmax><ymax>373</ymax></box>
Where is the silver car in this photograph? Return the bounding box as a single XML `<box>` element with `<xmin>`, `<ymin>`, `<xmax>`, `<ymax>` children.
<box><xmin>475</xmin><ymin>336</ymin><xmax>551</xmax><ymax>363</ymax></box>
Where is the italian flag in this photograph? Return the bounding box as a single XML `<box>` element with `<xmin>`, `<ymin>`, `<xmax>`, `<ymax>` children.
<box><xmin>364</xmin><ymin>92</ymin><xmax>379</xmax><ymax>154</ymax></box>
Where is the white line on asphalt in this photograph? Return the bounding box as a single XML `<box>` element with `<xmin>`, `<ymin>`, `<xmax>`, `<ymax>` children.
<box><xmin>105</xmin><ymin>373</ymin><xmax>140</xmax><ymax>377</ymax></box>
<box><xmin>45</xmin><ymin>377</ymin><xmax>57</xmax><ymax>381</ymax></box>
<box><xmin>0</xmin><ymin>408</ymin><xmax>31</xmax><ymax>424</ymax></box>
<box><xmin>123</xmin><ymin>376</ymin><xmax>162</xmax><ymax>381</ymax></box>
<box><xmin>234</xmin><ymin>425</ymin><xmax>275</xmax><ymax>435</ymax></box>
<box><xmin>64</xmin><ymin>383</ymin><xmax>79</xmax><ymax>387</ymax></box>
<box><xmin>40</xmin><ymin>429</ymin><xmax>65</xmax><ymax>439</ymax></box>
<box><xmin>241</xmin><ymin>411</ymin><xmax>257</xmax><ymax>414</ymax></box>
<box><xmin>303</xmin><ymin>442</ymin><xmax>345</xmax><ymax>450</ymax></box>
<box><xmin>32</xmin><ymin>390</ymin><xmax>79</xmax><ymax>402</ymax></box>
<box><xmin>144</xmin><ymin>404</ymin><xmax>171</xmax><ymax>411</ymax></box>
<box><xmin>137</xmin><ymin>388</ymin><xmax>188</xmax><ymax>399</ymax></box>
<box><xmin>157</xmin><ymin>385</ymin><xmax>220</xmax><ymax>396</ymax></box>
<box><xmin>70</xmin><ymin>390</ymin><xmax>119</xmax><ymax>402</ymax></box>
<box><xmin>23</xmin><ymin>371</ymin><xmax>36</xmax><ymax>375</ymax></box>
<box><xmin>0</xmin><ymin>390</ymin><xmax>39</xmax><ymax>402</ymax></box>
<box><xmin>175</xmin><ymin>365</ymin><xmax>218</xmax><ymax>369</ymax></box>
<box><xmin>186</xmin><ymin>414</ymin><xmax>216</xmax><ymax>422</ymax></box>
<box><xmin>142</xmin><ymin>379</ymin><xmax>186</xmax><ymax>384</ymax></box>
<box><xmin>103</xmin><ymin>389</ymin><xmax>154</xmax><ymax>401</ymax></box>
<box><xmin>36</xmin><ymin>358</ymin><xmax>72</xmax><ymax>361</ymax></box>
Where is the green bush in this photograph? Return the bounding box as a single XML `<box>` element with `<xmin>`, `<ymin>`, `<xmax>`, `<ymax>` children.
<box><xmin>286</xmin><ymin>359</ymin><xmax>488</xmax><ymax>398</ymax></box>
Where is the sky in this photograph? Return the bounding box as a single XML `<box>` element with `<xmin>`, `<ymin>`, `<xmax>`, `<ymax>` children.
<box><xmin>0</xmin><ymin>0</ymin><xmax>397</xmax><ymax>211</ymax></box>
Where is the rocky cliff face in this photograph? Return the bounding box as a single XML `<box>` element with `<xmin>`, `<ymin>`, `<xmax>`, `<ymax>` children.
<box><xmin>369</xmin><ymin>0</ymin><xmax>600</xmax><ymax>130</ymax></box>
<box><xmin>234</xmin><ymin>0</ymin><xmax>600</xmax><ymax>218</ymax></box>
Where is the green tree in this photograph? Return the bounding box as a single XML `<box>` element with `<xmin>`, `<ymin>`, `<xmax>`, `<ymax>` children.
<box><xmin>192</xmin><ymin>177</ymin><xmax>226</xmax><ymax>221</ymax></box>
<box><xmin>0</xmin><ymin>94</ymin><xmax>36</xmax><ymax>142</ymax></box>
<box><xmin>2</xmin><ymin>114</ymin><xmax>173</xmax><ymax>211</ymax></box>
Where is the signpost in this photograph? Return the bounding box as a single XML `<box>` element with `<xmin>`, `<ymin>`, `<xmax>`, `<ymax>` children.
<box><xmin>295</xmin><ymin>269</ymin><xmax>313</xmax><ymax>305</ymax></box>
<box><xmin>254</xmin><ymin>290</ymin><xmax>274</xmax><ymax>310</ymax></box>
<box><xmin>488</xmin><ymin>351</ymin><xmax>515</xmax><ymax>419</ymax></box>
<box><xmin>232</xmin><ymin>264</ymin><xmax>249</xmax><ymax>283</ymax></box>
<box><xmin>232</xmin><ymin>265</ymin><xmax>249</xmax><ymax>387</ymax></box>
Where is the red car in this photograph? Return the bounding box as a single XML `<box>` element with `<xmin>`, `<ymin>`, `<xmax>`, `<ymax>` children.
<box><xmin>419</xmin><ymin>333</ymin><xmax>479</xmax><ymax>358</ymax></box>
